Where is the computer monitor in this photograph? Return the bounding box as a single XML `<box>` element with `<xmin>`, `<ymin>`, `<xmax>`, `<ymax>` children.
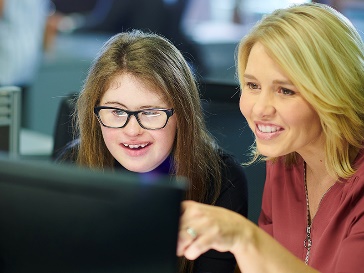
<box><xmin>0</xmin><ymin>154</ymin><xmax>185</xmax><ymax>273</ymax></box>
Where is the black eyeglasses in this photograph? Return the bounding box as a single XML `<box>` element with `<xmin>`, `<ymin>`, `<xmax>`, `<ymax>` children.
<box><xmin>94</xmin><ymin>106</ymin><xmax>174</xmax><ymax>130</ymax></box>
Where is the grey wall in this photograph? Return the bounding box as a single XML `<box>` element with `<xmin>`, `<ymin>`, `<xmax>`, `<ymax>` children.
<box><xmin>25</xmin><ymin>33</ymin><xmax>111</xmax><ymax>136</ymax></box>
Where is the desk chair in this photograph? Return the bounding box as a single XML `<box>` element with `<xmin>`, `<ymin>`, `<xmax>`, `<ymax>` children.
<box><xmin>0</xmin><ymin>86</ymin><xmax>21</xmax><ymax>156</ymax></box>
<box><xmin>199</xmin><ymin>80</ymin><xmax>266</xmax><ymax>223</ymax></box>
<box><xmin>52</xmin><ymin>93</ymin><xmax>78</xmax><ymax>159</ymax></box>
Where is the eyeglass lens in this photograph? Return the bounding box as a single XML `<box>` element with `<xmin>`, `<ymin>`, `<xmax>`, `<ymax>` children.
<box><xmin>97</xmin><ymin>108</ymin><xmax>170</xmax><ymax>129</ymax></box>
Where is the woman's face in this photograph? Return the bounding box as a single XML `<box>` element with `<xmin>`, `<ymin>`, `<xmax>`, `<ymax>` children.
<box><xmin>239</xmin><ymin>42</ymin><xmax>323</xmax><ymax>158</ymax></box>
<box><xmin>98</xmin><ymin>73</ymin><xmax>177</xmax><ymax>173</ymax></box>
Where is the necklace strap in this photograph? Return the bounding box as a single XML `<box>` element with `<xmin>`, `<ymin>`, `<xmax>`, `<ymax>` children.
<box><xmin>304</xmin><ymin>162</ymin><xmax>311</xmax><ymax>225</ymax></box>
<box><xmin>304</xmin><ymin>162</ymin><xmax>312</xmax><ymax>265</ymax></box>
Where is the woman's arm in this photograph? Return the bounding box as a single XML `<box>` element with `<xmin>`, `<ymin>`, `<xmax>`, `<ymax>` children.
<box><xmin>177</xmin><ymin>200</ymin><xmax>320</xmax><ymax>273</ymax></box>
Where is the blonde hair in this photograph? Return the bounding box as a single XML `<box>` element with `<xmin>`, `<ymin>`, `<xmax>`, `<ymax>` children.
<box><xmin>237</xmin><ymin>3</ymin><xmax>364</xmax><ymax>179</ymax></box>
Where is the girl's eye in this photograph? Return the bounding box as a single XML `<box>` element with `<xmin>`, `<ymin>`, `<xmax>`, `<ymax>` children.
<box><xmin>142</xmin><ymin>111</ymin><xmax>160</xmax><ymax>117</ymax></box>
<box><xmin>113</xmin><ymin>109</ymin><xmax>127</xmax><ymax>117</ymax></box>
<box><xmin>279</xmin><ymin>88</ymin><xmax>295</xmax><ymax>96</ymax></box>
<box><xmin>246</xmin><ymin>82</ymin><xmax>260</xmax><ymax>90</ymax></box>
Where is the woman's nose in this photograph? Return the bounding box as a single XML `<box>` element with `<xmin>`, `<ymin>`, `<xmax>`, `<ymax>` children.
<box><xmin>253</xmin><ymin>91</ymin><xmax>276</xmax><ymax>118</ymax></box>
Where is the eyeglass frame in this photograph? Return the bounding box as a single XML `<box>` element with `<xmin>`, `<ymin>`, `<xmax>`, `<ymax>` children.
<box><xmin>93</xmin><ymin>106</ymin><xmax>175</xmax><ymax>130</ymax></box>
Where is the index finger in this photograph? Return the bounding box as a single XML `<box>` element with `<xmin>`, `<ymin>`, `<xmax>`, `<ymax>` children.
<box><xmin>180</xmin><ymin>200</ymin><xmax>197</xmax><ymax>214</ymax></box>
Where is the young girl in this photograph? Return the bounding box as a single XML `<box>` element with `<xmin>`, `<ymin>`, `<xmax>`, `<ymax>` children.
<box><xmin>59</xmin><ymin>30</ymin><xmax>248</xmax><ymax>273</ymax></box>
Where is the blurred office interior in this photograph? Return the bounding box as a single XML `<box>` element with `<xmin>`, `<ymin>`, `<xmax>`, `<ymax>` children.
<box><xmin>2</xmin><ymin>0</ymin><xmax>363</xmax><ymax>223</ymax></box>
<box><xmin>24</xmin><ymin>0</ymin><xmax>364</xmax><ymax>153</ymax></box>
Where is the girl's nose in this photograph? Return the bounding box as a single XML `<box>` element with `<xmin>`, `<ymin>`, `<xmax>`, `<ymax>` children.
<box><xmin>123</xmin><ymin>115</ymin><xmax>143</xmax><ymax>136</ymax></box>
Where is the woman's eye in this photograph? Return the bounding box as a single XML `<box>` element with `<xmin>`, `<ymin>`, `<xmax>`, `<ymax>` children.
<box><xmin>279</xmin><ymin>88</ymin><xmax>295</xmax><ymax>96</ymax></box>
<box><xmin>246</xmin><ymin>82</ymin><xmax>260</xmax><ymax>90</ymax></box>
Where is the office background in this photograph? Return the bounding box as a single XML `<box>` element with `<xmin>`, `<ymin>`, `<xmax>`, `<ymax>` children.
<box><xmin>16</xmin><ymin>0</ymin><xmax>364</xmax><ymax>223</ymax></box>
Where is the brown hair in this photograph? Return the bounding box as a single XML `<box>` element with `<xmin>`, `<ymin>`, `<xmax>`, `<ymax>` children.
<box><xmin>74</xmin><ymin>30</ymin><xmax>223</xmax><ymax>272</ymax></box>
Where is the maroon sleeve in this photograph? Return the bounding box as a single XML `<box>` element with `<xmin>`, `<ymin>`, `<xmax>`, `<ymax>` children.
<box><xmin>335</xmin><ymin>177</ymin><xmax>364</xmax><ymax>272</ymax></box>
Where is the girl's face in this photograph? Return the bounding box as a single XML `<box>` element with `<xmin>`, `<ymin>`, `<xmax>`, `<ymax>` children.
<box><xmin>239</xmin><ymin>42</ymin><xmax>323</xmax><ymax>158</ymax></box>
<box><xmin>98</xmin><ymin>73</ymin><xmax>177</xmax><ymax>173</ymax></box>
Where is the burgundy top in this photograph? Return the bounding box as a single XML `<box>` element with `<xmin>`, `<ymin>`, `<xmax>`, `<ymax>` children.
<box><xmin>258</xmin><ymin>149</ymin><xmax>364</xmax><ymax>272</ymax></box>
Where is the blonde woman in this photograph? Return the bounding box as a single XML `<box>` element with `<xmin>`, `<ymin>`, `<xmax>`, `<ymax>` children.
<box><xmin>178</xmin><ymin>3</ymin><xmax>364</xmax><ymax>272</ymax></box>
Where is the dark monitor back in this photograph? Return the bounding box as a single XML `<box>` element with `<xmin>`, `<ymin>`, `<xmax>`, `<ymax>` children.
<box><xmin>0</xmin><ymin>155</ymin><xmax>185</xmax><ymax>273</ymax></box>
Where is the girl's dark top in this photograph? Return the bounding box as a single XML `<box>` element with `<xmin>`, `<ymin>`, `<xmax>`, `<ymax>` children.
<box><xmin>56</xmin><ymin>140</ymin><xmax>248</xmax><ymax>273</ymax></box>
<box><xmin>191</xmin><ymin>151</ymin><xmax>248</xmax><ymax>273</ymax></box>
